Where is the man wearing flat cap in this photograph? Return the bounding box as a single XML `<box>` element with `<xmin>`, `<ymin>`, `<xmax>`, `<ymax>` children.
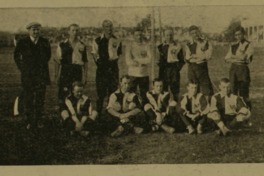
<box><xmin>14</xmin><ymin>22</ymin><xmax>51</xmax><ymax>130</ymax></box>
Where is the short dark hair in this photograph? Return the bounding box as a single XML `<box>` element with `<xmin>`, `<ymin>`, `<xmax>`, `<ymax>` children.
<box><xmin>72</xmin><ymin>81</ymin><xmax>84</xmax><ymax>89</ymax></box>
<box><xmin>68</xmin><ymin>24</ymin><xmax>79</xmax><ymax>30</ymax></box>
<box><xmin>234</xmin><ymin>26</ymin><xmax>245</xmax><ymax>35</ymax></box>
<box><xmin>220</xmin><ymin>78</ymin><xmax>230</xmax><ymax>84</ymax></box>
<box><xmin>120</xmin><ymin>75</ymin><xmax>130</xmax><ymax>82</ymax></box>
<box><xmin>152</xmin><ymin>78</ymin><xmax>163</xmax><ymax>85</ymax></box>
<box><xmin>187</xmin><ymin>80</ymin><xmax>198</xmax><ymax>86</ymax></box>
<box><xmin>189</xmin><ymin>25</ymin><xmax>199</xmax><ymax>32</ymax></box>
<box><xmin>102</xmin><ymin>20</ymin><xmax>113</xmax><ymax>27</ymax></box>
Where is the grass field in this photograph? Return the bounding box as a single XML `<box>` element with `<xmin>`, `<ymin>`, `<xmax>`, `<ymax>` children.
<box><xmin>0</xmin><ymin>44</ymin><xmax>264</xmax><ymax>165</ymax></box>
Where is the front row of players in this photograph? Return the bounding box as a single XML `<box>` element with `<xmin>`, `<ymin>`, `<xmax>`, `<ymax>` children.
<box><xmin>60</xmin><ymin>75</ymin><xmax>251</xmax><ymax>137</ymax></box>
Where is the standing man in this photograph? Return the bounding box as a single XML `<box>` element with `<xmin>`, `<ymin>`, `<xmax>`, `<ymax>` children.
<box><xmin>14</xmin><ymin>22</ymin><xmax>51</xmax><ymax>130</ymax></box>
<box><xmin>185</xmin><ymin>25</ymin><xmax>214</xmax><ymax>100</ymax></box>
<box><xmin>56</xmin><ymin>24</ymin><xmax>88</xmax><ymax>104</ymax></box>
<box><xmin>125</xmin><ymin>27</ymin><xmax>151</xmax><ymax>105</ymax></box>
<box><xmin>157</xmin><ymin>29</ymin><xmax>185</xmax><ymax>101</ymax></box>
<box><xmin>91</xmin><ymin>20</ymin><xmax>122</xmax><ymax>114</ymax></box>
<box><xmin>225</xmin><ymin>27</ymin><xmax>254</xmax><ymax>109</ymax></box>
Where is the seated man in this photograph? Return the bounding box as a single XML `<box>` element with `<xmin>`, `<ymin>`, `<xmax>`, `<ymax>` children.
<box><xmin>208</xmin><ymin>78</ymin><xmax>251</xmax><ymax>136</ymax></box>
<box><xmin>61</xmin><ymin>81</ymin><xmax>98</xmax><ymax>137</ymax></box>
<box><xmin>179</xmin><ymin>81</ymin><xmax>210</xmax><ymax>134</ymax></box>
<box><xmin>144</xmin><ymin>78</ymin><xmax>180</xmax><ymax>134</ymax></box>
<box><xmin>106</xmin><ymin>75</ymin><xmax>147</xmax><ymax>137</ymax></box>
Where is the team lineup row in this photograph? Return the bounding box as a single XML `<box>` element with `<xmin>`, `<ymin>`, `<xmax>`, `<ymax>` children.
<box><xmin>13</xmin><ymin>20</ymin><xmax>253</xmax><ymax>137</ymax></box>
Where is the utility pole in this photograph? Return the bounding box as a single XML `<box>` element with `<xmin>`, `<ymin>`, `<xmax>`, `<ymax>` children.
<box><xmin>158</xmin><ymin>7</ymin><xmax>162</xmax><ymax>43</ymax></box>
<box><xmin>151</xmin><ymin>7</ymin><xmax>156</xmax><ymax>80</ymax></box>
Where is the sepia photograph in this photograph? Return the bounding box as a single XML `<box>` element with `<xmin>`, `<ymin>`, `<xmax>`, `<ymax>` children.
<box><xmin>0</xmin><ymin>0</ymin><xmax>264</xmax><ymax>175</ymax></box>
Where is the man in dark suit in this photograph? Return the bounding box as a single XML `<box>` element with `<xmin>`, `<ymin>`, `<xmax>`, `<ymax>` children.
<box><xmin>14</xmin><ymin>22</ymin><xmax>51</xmax><ymax>130</ymax></box>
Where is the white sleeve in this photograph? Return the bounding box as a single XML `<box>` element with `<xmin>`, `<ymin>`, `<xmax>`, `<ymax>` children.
<box><xmin>106</xmin><ymin>93</ymin><xmax>117</xmax><ymax>109</ymax></box>
<box><xmin>125</xmin><ymin>42</ymin><xmax>134</xmax><ymax>66</ymax></box>
<box><xmin>210</xmin><ymin>96</ymin><xmax>218</xmax><ymax>113</ymax></box>
<box><xmin>245</xmin><ymin>42</ymin><xmax>254</xmax><ymax>63</ymax></box>
<box><xmin>91</xmin><ymin>38</ymin><xmax>98</xmax><ymax>55</ymax></box>
<box><xmin>225</xmin><ymin>45</ymin><xmax>232</xmax><ymax>61</ymax></box>
<box><xmin>204</xmin><ymin>41</ymin><xmax>213</xmax><ymax>60</ymax></box>
<box><xmin>56</xmin><ymin>44</ymin><xmax>62</xmax><ymax>60</ymax></box>
<box><xmin>185</xmin><ymin>45</ymin><xmax>192</xmax><ymax>61</ymax></box>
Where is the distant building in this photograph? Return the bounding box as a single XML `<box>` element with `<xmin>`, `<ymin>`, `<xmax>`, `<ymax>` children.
<box><xmin>242</xmin><ymin>19</ymin><xmax>264</xmax><ymax>45</ymax></box>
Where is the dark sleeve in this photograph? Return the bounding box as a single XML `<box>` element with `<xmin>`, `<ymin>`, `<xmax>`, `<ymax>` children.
<box><xmin>177</xmin><ymin>95</ymin><xmax>186</xmax><ymax>114</ymax></box>
<box><xmin>80</xmin><ymin>99</ymin><xmax>91</xmax><ymax>116</ymax></box>
<box><xmin>117</xmin><ymin>42</ymin><xmax>122</xmax><ymax>56</ymax></box>
<box><xmin>45</xmin><ymin>39</ymin><xmax>51</xmax><ymax>62</ymax></box>
<box><xmin>82</xmin><ymin>46</ymin><xmax>88</xmax><ymax>63</ymax></box>
<box><xmin>132</xmin><ymin>94</ymin><xmax>141</xmax><ymax>109</ymax></box>
<box><xmin>13</xmin><ymin>40</ymin><xmax>23</xmax><ymax>70</ymax></box>
<box><xmin>162</xmin><ymin>93</ymin><xmax>170</xmax><ymax>108</ymax></box>
<box><xmin>60</xmin><ymin>100</ymin><xmax>68</xmax><ymax>112</ymax></box>
<box><xmin>157</xmin><ymin>44</ymin><xmax>164</xmax><ymax>66</ymax></box>
<box><xmin>236</xmin><ymin>96</ymin><xmax>247</xmax><ymax>111</ymax></box>
<box><xmin>157</xmin><ymin>44</ymin><xmax>162</xmax><ymax>53</ymax></box>
<box><xmin>199</xmin><ymin>95</ymin><xmax>208</xmax><ymax>112</ymax></box>
<box><xmin>177</xmin><ymin>48</ymin><xmax>185</xmax><ymax>70</ymax></box>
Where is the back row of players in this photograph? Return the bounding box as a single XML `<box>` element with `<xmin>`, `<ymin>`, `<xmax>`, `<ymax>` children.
<box><xmin>14</xmin><ymin>20</ymin><xmax>253</xmax><ymax>137</ymax></box>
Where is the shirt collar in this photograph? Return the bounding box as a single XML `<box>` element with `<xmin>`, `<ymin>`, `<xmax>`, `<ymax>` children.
<box><xmin>30</xmin><ymin>36</ymin><xmax>39</xmax><ymax>43</ymax></box>
<box><xmin>219</xmin><ymin>92</ymin><xmax>232</xmax><ymax>98</ymax></box>
<box><xmin>163</xmin><ymin>40</ymin><xmax>176</xmax><ymax>46</ymax></box>
<box><xmin>187</xmin><ymin>93</ymin><xmax>198</xmax><ymax>99</ymax></box>
<box><xmin>63</xmin><ymin>39</ymin><xmax>69</xmax><ymax>43</ymax></box>
<box><xmin>116</xmin><ymin>88</ymin><xmax>127</xmax><ymax>94</ymax></box>
<box><xmin>100</xmin><ymin>33</ymin><xmax>116</xmax><ymax>39</ymax></box>
<box><xmin>239</xmin><ymin>39</ymin><xmax>247</xmax><ymax>44</ymax></box>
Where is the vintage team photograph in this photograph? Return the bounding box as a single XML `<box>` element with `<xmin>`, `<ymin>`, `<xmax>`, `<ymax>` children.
<box><xmin>0</xmin><ymin>2</ymin><xmax>263</xmax><ymax>165</ymax></box>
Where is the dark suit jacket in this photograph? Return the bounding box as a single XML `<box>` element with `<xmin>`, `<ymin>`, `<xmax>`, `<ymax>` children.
<box><xmin>14</xmin><ymin>36</ymin><xmax>51</xmax><ymax>87</ymax></box>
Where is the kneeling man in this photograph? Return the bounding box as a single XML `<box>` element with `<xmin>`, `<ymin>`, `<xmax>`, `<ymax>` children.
<box><xmin>61</xmin><ymin>81</ymin><xmax>98</xmax><ymax>137</ymax></box>
<box><xmin>107</xmin><ymin>75</ymin><xmax>147</xmax><ymax>137</ymax></box>
<box><xmin>144</xmin><ymin>78</ymin><xmax>180</xmax><ymax>134</ymax></box>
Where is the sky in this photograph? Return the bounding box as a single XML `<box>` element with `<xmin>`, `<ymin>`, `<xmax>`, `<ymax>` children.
<box><xmin>0</xmin><ymin>3</ymin><xmax>263</xmax><ymax>33</ymax></box>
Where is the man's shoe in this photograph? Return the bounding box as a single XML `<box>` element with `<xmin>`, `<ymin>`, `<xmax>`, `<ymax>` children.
<box><xmin>80</xmin><ymin>130</ymin><xmax>90</xmax><ymax>137</ymax></box>
<box><xmin>187</xmin><ymin>125</ymin><xmax>195</xmax><ymax>135</ymax></box>
<box><xmin>37</xmin><ymin>120</ymin><xmax>44</xmax><ymax>129</ymax></box>
<box><xmin>111</xmin><ymin>126</ymin><xmax>124</xmax><ymax>137</ymax></box>
<box><xmin>134</xmin><ymin>127</ymin><xmax>144</xmax><ymax>134</ymax></box>
<box><xmin>152</xmin><ymin>124</ymin><xmax>159</xmax><ymax>132</ymax></box>
<box><xmin>26</xmin><ymin>123</ymin><xmax>31</xmax><ymax>130</ymax></box>
<box><xmin>197</xmin><ymin>124</ymin><xmax>203</xmax><ymax>134</ymax></box>
<box><xmin>161</xmin><ymin>124</ymin><xmax>175</xmax><ymax>134</ymax></box>
<box><xmin>222</xmin><ymin>126</ymin><xmax>231</xmax><ymax>136</ymax></box>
